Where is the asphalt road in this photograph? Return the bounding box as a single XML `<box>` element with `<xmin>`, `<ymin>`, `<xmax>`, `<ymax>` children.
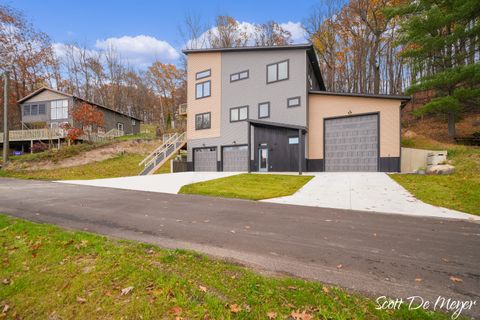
<box><xmin>1</xmin><ymin>178</ymin><xmax>479</xmax><ymax>316</ymax></box>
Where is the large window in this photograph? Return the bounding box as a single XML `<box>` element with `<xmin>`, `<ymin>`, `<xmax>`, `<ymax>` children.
<box><xmin>23</xmin><ymin>104</ymin><xmax>46</xmax><ymax>116</ymax></box>
<box><xmin>230</xmin><ymin>106</ymin><xmax>248</xmax><ymax>122</ymax></box>
<box><xmin>51</xmin><ymin>100</ymin><xmax>69</xmax><ymax>120</ymax></box>
<box><xmin>195</xmin><ymin>112</ymin><xmax>211</xmax><ymax>130</ymax></box>
<box><xmin>196</xmin><ymin>81</ymin><xmax>211</xmax><ymax>99</ymax></box>
<box><xmin>258</xmin><ymin>102</ymin><xmax>270</xmax><ymax>119</ymax></box>
<box><xmin>267</xmin><ymin>60</ymin><xmax>289</xmax><ymax>83</ymax></box>
<box><xmin>230</xmin><ymin>70</ymin><xmax>249</xmax><ymax>82</ymax></box>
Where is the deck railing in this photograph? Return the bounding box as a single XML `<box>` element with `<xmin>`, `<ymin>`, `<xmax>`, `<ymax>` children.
<box><xmin>0</xmin><ymin>128</ymin><xmax>66</xmax><ymax>142</ymax></box>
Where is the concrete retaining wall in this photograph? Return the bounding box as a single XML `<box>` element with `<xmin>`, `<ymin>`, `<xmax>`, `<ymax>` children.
<box><xmin>401</xmin><ymin>147</ymin><xmax>447</xmax><ymax>173</ymax></box>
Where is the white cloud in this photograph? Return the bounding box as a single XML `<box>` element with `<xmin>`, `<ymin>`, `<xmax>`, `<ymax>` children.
<box><xmin>185</xmin><ymin>20</ymin><xmax>307</xmax><ymax>49</ymax></box>
<box><xmin>280</xmin><ymin>21</ymin><xmax>308</xmax><ymax>43</ymax></box>
<box><xmin>95</xmin><ymin>35</ymin><xmax>180</xmax><ymax>67</ymax></box>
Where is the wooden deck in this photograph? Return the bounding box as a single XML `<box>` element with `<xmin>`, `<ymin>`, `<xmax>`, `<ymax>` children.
<box><xmin>0</xmin><ymin>128</ymin><xmax>124</xmax><ymax>143</ymax></box>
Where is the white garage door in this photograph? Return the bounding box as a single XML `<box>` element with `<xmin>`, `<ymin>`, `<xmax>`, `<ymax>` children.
<box><xmin>223</xmin><ymin>145</ymin><xmax>248</xmax><ymax>171</ymax></box>
<box><xmin>194</xmin><ymin>147</ymin><xmax>217</xmax><ymax>171</ymax></box>
<box><xmin>324</xmin><ymin>114</ymin><xmax>378</xmax><ymax>172</ymax></box>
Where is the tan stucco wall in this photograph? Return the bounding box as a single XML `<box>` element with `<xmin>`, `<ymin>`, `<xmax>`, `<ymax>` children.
<box><xmin>308</xmin><ymin>94</ymin><xmax>401</xmax><ymax>159</ymax></box>
<box><xmin>186</xmin><ymin>52</ymin><xmax>221</xmax><ymax>140</ymax></box>
<box><xmin>23</xmin><ymin>90</ymin><xmax>69</xmax><ymax>103</ymax></box>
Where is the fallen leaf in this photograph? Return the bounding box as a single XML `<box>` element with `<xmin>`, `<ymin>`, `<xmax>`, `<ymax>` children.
<box><xmin>2</xmin><ymin>279</ymin><xmax>10</xmax><ymax>285</ymax></box>
<box><xmin>169</xmin><ymin>306</ymin><xmax>182</xmax><ymax>315</ymax></box>
<box><xmin>76</xmin><ymin>296</ymin><xmax>87</xmax><ymax>304</ymax></box>
<box><xmin>442</xmin><ymin>257</ymin><xmax>450</xmax><ymax>263</ymax></box>
<box><xmin>336</xmin><ymin>264</ymin><xmax>343</xmax><ymax>269</ymax></box>
<box><xmin>243</xmin><ymin>304</ymin><xmax>251</xmax><ymax>312</ymax></box>
<box><xmin>449</xmin><ymin>276</ymin><xmax>463</xmax><ymax>283</ymax></box>
<box><xmin>199</xmin><ymin>285</ymin><xmax>207</xmax><ymax>292</ymax></box>
<box><xmin>121</xmin><ymin>286</ymin><xmax>134</xmax><ymax>295</ymax></box>
<box><xmin>229</xmin><ymin>304</ymin><xmax>241</xmax><ymax>313</ymax></box>
<box><xmin>267</xmin><ymin>311</ymin><xmax>277</xmax><ymax>319</ymax></box>
<box><xmin>291</xmin><ymin>310</ymin><xmax>312</xmax><ymax>320</ymax></box>
<box><xmin>288</xmin><ymin>285</ymin><xmax>297</xmax><ymax>290</ymax></box>
<box><xmin>2</xmin><ymin>304</ymin><xmax>9</xmax><ymax>313</ymax></box>
<box><xmin>415</xmin><ymin>278</ymin><xmax>422</xmax><ymax>282</ymax></box>
<box><xmin>322</xmin><ymin>286</ymin><xmax>330</xmax><ymax>293</ymax></box>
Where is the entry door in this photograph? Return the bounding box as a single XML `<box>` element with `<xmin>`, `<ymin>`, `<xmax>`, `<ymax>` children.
<box><xmin>324</xmin><ymin>114</ymin><xmax>379</xmax><ymax>172</ymax></box>
<box><xmin>258</xmin><ymin>146</ymin><xmax>268</xmax><ymax>172</ymax></box>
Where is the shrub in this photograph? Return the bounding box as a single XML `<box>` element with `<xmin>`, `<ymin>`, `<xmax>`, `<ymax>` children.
<box><xmin>31</xmin><ymin>142</ymin><xmax>49</xmax><ymax>153</ymax></box>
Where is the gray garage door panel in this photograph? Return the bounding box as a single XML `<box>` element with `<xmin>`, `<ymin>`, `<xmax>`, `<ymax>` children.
<box><xmin>194</xmin><ymin>148</ymin><xmax>217</xmax><ymax>171</ymax></box>
<box><xmin>223</xmin><ymin>145</ymin><xmax>248</xmax><ymax>171</ymax></box>
<box><xmin>325</xmin><ymin>114</ymin><xmax>378</xmax><ymax>172</ymax></box>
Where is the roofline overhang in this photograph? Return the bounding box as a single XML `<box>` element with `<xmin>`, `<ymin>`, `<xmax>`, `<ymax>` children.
<box><xmin>309</xmin><ymin>91</ymin><xmax>411</xmax><ymax>101</ymax></box>
<box><xmin>182</xmin><ymin>43</ymin><xmax>314</xmax><ymax>54</ymax></box>
<box><xmin>248</xmin><ymin>119</ymin><xmax>307</xmax><ymax>132</ymax></box>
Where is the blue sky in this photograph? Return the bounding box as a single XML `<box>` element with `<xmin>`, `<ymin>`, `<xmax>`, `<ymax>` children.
<box><xmin>8</xmin><ymin>0</ymin><xmax>342</xmax><ymax>67</ymax></box>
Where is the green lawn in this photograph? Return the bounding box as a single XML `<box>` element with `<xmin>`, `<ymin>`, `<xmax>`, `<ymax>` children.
<box><xmin>0</xmin><ymin>215</ymin><xmax>449</xmax><ymax>320</ymax></box>
<box><xmin>390</xmin><ymin>137</ymin><xmax>480</xmax><ymax>215</ymax></box>
<box><xmin>179</xmin><ymin>173</ymin><xmax>313</xmax><ymax>200</ymax></box>
<box><xmin>0</xmin><ymin>153</ymin><xmax>145</xmax><ymax>180</ymax></box>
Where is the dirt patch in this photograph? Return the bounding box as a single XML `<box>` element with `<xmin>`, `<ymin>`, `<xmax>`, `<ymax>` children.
<box><xmin>10</xmin><ymin>139</ymin><xmax>160</xmax><ymax>171</ymax></box>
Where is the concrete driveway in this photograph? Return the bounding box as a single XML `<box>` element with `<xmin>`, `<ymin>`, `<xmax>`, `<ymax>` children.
<box><xmin>263</xmin><ymin>172</ymin><xmax>479</xmax><ymax>221</ymax></box>
<box><xmin>58</xmin><ymin>172</ymin><xmax>239</xmax><ymax>194</ymax></box>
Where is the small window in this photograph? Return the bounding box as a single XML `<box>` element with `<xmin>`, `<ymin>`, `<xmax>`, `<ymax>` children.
<box><xmin>267</xmin><ymin>60</ymin><xmax>289</xmax><ymax>83</ymax></box>
<box><xmin>287</xmin><ymin>96</ymin><xmax>301</xmax><ymax>108</ymax></box>
<box><xmin>132</xmin><ymin>119</ymin><xmax>136</xmax><ymax>126</ymax></box>
<box><xmin>289</xmin><ymin>137</ymin><xmax>299</xmax><ymax>144</ymax></box>
<box><xmin>30</xmin><ymin>104</ymin><xmax>38</xmax><ymax>115</ymax></box>
<box><xmin>117</xmin><ymin>122</ymin><xmax>124</xmax><ymax>131</ymax></box>
<box><xmin>38</xmin><ymin>104</ymin><xmax>46</xmax><ymax>114</ymax></box>
<box><xmin>195</xmin><ymin>112</ymin><xmax>211</xmax><ymax>130</ymax></box>
<box><xmin>196</xmin><ymin>69</ymin><xmax>211</xmax><ymax>80</ymax></box>
<box><xmin>23</xmin><ymin>105</ymin><xmax>30</xmax><ymax>116</ymax></box>
<box><xmin>196</xmin><ymin>80</ymin><xmax>211</xmax><ymax>99</ymax></box>
<box><xmin>230</xmin><ymin>70</ymin><xmax>249</xmax><ymax>82</ymax></box>
<box><xmin>258</xmin><ymin>102</ymin><xmax>270</xmax><ymax>119</ymax></box>
<box><xmin>230</xmin><ymin>106</ymin><xmax>248</xmax><ymax>122</ymax></box>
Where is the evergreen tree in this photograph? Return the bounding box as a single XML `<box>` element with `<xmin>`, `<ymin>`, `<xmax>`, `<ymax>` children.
<box><xmin>388</xmin><ymin>0</ymin><xmax>480</xmax><ymax>137</ymax></box>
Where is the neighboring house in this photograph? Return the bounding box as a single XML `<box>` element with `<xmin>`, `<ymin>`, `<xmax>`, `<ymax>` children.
<box><xmin>17</xmin><ymin>87</ymin><xmax>141</xmax><ymax>135</ymax></box>
<box><xmin>184</xmin><ymin>44</ymin><xmax>409</xmax><ymax>173</ymax></box>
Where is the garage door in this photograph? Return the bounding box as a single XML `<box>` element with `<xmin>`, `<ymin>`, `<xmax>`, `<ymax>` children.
<box><xmin>223</xmin><ymin>145</ymin><xmax>248</xmax><ymax>171</ymax></box>
<box><xmin>194</xmin><ymin>147</ymin><xmax>217</xmax><ymax>171</ymax></box>
<box><xmin>324</xmin><ymin>114</ymin><xmax>378</xmax><ymax>172</ymax></box>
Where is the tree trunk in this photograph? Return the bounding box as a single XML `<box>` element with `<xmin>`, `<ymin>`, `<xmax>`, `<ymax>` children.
<box><xmin>448</xmin><ymin>111</ymin><xmax>456</xmax><ymax>137</ymax></box>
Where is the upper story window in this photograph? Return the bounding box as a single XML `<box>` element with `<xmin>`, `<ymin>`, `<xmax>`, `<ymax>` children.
<box><xmin>287</xmin><ymin>96</ymin><xmax>301</xmax><ymax>108</ymax></box>
<box><xmin>267</xmin><ymin>60</ymin><xmax>289</xmax><ymax>84</ymax></box>
<box><xmin>23</xmin><ymin>103</ymin><xmax>46</xmax><ymax>116</ymax></box>
<box><xmin>230</xmin><ymin>106</ymin><xmax>248</xmax><ymax>122</ymax></box>
<box><xmin>196</xmin><ymin>80</ymin><xmax>211</xmax><ymax>99</ymax></box>
<box><xmin>51</xmin><ymin>100</ymin><xmax>69</xmax><ymax>120</ymax></box>
<box><xmin>289</xmin><ymin>137</ymin><xmax>299</xmax><ymax>144</ymax></box>
<box><xmin>258</xmin><ymin>102</ymin><xmax>270</xmax><ymax>119</ymax></box>
<box><xmin>230</xmin><ymin>70</ymin><xmax>249</xmax><ymax>82</ymax></box>
<box><xmin>196</xmin><ymin>69</ymin><xmax>211</xmax><ymax>80</ymax></box>
<box><xmin>195</xmin><ymin>112</ymin><xmax>211</xmax><ymax>130</ymax></box>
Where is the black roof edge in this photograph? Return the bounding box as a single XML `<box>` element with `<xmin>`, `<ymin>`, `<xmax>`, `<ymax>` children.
<box><xmin>309</xmin><ymin>91</ymin><xmax>411</xmax><ymax>101</ymax></box>
<box><xmin>248</xmin><ymin>119</ymin><xmax>307</xmax><ymax>131</ymax></box>
<box><xmin>182</xmin><ymin>43</ymin><xmax>313</xmax><ymax>54</ymax></box>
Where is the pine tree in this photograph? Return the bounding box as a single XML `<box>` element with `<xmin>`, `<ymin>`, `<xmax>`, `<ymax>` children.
<box><xmin>388</xmin><ymin>0</ymin><xmax>480</xmax><ymax>137</ymax></box>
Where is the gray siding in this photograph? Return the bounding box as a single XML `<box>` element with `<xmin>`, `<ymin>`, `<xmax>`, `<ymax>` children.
<box><xmin>21</xmin><ymin>97</ymin><xmax>74</xmax><ymax>127</ymax></box>
<box><xmin>188</xmin><ymin>49</ymin><xmax>308</xmax><ymax>162</ymax></box>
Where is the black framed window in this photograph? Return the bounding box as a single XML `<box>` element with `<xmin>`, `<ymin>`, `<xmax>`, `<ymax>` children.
<box><xmin>38</xmin><ymin>104</ymin><xmax>46</xmax><ymax>114</ymax></box>
<box><xmin>30</xmin><ymin>104</ymin><xmax>38</xmax><ymax>115</ymax></box>
<box><xmin>196</xmin><ymin>69</ymin><xmax>211</xmax><ymax>80</ymax></box>
<box><xmin>287</xmin><ymin>96</ymin><xmax>301</xmax><ymax>108</ymax></box>
<box><xmin>267</xmin><ymin>60</ymin><xmax>289</xmax><ymax>83</ymax></box>
<box><xmin>195</xmin><ymin>112</ymin><xmax>211</xmax><ymax>130</ymax></box>
<box><xmin>230</xmin><ymin>70</ymin><xmax>249</xmax><ymax>82</ymax></box>
<box><xmin>258</xmin><ymin>102</ymin><xmax>270</xmax><ymax>119</ymax></box>
<box><xmin>196</xmin><ymin>80</ymin><xmax>211</xmax><ymax>99</ymax></box>
<box><xmin>230</xmin><ymin>106</ymin><xmax>248</xmax><ymax>122</ymax></box>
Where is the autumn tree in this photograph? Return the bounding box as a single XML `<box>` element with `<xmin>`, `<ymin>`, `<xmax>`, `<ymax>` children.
<box><xmin>70</xmin><ymin>102</ymin><xmax>105</xmax><ymax>140</ymax></box>
<box><xmin>388</xmin><ymin>0</ymin><xmax>480</xmax><ymax>137</ymax></box>
<box><xmin>207</xmin><ymin>16</ymin><xmax>249</xmax><ymax>48</ymax></box>
<box><xmin>253</xmin><ymin>21</ymin><xmax>293</xmax><ymax>46</ymax></box>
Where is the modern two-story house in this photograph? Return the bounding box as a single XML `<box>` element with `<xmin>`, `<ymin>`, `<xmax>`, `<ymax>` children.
<box><xmin>17</xmin><ymin>87</ymin><xmax>141</xmax><ymax>135</ymax></box>
<box><xmin>184</xmin><ymin>44</ymin><xmax>409</xmax><ymax>173</ymax></box>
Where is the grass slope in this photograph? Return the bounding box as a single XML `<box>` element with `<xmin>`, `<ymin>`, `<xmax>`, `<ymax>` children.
<box><xmin>391</xmin><ymin>136</ymin><xmax>480</xmax><ymax>215</ymax></box>
<box><xmin>0</xmin><ymin>215</ymin><xmax>449</xmax><ymax>320</ymax></box>
<box><xmin>179</xmin><ymin>174</ymin><xmax>313</xmax><ymax>200</ymax></box>
<box><xmin>0</xmin><ymin>153</ymin><xmax>144</xmax><ymax>180</ymax></box>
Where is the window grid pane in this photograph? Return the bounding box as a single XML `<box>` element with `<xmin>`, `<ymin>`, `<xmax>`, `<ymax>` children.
<box><xmin>230</xmin><ymin>109</ymin><xmax>238</xmax><ymax>121</ymax></box>
<box><xmin>278</xmin><ymin>61</ymin><xmax>288</xmax><ymax>80</ymax></box>
<box><xmin>239</xmin><ymin>107</ymin><xmax>248</xmax><ymax>120</ymax></box>
<box><xmin>259</xmin><ymin>103</ymin><xmax>269</xmax><ymax>118</ymax></box>
<box><xmin>267</xmin><ymin>64</ymin><xmax>277</xmax><ymax>82</ymax></box>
